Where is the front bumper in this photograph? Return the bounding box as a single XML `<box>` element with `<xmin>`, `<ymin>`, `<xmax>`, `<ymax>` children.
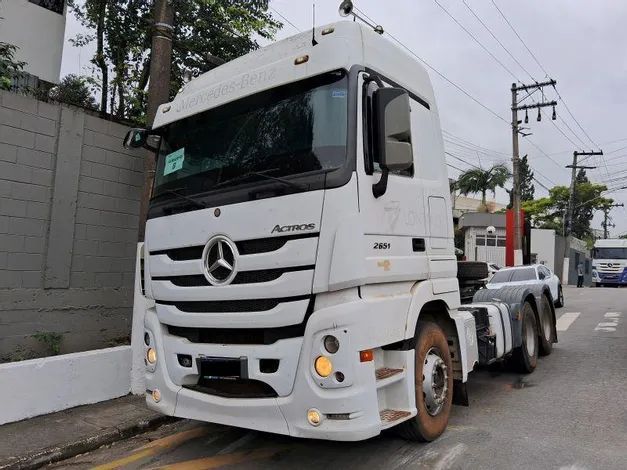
<box><xmin>143</xmin><ymin>291</ymin><xmax>416</xmax><ymax>441</ymax></box>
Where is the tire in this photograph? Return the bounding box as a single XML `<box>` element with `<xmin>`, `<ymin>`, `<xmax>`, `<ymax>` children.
<box><xmin>457</xmin><ymin>261</ymin><xmax>489</xmax><ymax>281</ymax></box>
<box><xmin>555</xmin><ymin>285</ymin><xmax>564</xmax><ymax>308</ymax></box>
<box><xmin>538</xmin><ymin>295</ymin><xmax>553</xmax><ymax>356</ymax></box>
<box><xmin>596</xmin><ymin>283</ymin><xmax>603</xmax><ymax>288</ymax></box>
<box><xmin>511</xmin><ymin>301</ymin><xmax>539</xmax><ymax>373</ymax></box>
<box><xmin>397</xmin><ymin>321</ymin><xmax>453</xmax><ymax>442</ymax></box>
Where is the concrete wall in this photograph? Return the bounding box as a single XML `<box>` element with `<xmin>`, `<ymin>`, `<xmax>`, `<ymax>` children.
<box><xmin>531</xmin><ymin>228</ymin><xmax>557</xmax><ymax>273</ymax></box>
<box><xmin>0</xmin><ymin>1</ymin><xmax>66</xmax><ymax>84</ymax></box>
<box><xmin>0</xmin><ymin>90</ymin><xmax>145</xmax><ymax>361</ymax></box>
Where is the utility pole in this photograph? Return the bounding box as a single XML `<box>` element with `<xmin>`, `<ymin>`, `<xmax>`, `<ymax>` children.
<box><xmin>138</xmin><ymin>0</ymin><xmax>175</xmax><ymax>242</ymax></box>
<box><xmin>511</xmin><ymin>79</ymin><xmax>556</xmax><ymax>264</ymax></box>
<box><xmin>601</xmin><ymin>203</ymin><xmax>624</xmax><ymax>239</ymax></box>
<box><xmin>564</xmin><ymin>151</ymin><xmax>601</xmax><ymax>236</ymax></box>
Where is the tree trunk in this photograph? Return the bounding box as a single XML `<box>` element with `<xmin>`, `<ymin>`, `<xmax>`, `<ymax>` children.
<box><xmin>137</xmin><ymin>0</ymin><xmax>174</xmax><ymax>242</ymax></box>
<box><xmin>95</xmin><ymin>0</ymin><xmax>108</xmax><ymax>116</ymax></box>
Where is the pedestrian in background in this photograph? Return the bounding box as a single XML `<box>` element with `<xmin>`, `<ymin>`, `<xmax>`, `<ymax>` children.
<box><xmin>577</xmin><ymin>262</ymin><xmax>584</xmax><ymax>288</ymax></box>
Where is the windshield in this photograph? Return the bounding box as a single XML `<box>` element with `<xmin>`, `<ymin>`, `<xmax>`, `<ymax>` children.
<box><xmin>593</xmin><ymin>247</ymin><xmax>627</xmax><ymax>259</ymax></box>
<box><xmin>153</xmin><ymin>70</ymin><xmax>348</xmax><ymax>198</ymax></box>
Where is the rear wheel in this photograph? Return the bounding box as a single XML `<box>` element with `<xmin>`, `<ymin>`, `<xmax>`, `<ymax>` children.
<box><xmin>397</xmin><ymin>321</ymin><xmax>453</xmax><ymax>442</ymax></box>
<box><xmin>511</xmin><ymin>301</ymin><xmax>539</xmax><ymax>373</ymax></box>
<box><xmin>538</xmin><ymin>295</ymin><xmax>554</xmax><ymax>356</ymax></box>
<box><xmin>555</xmin><ymin>285</ymin><xmax>564</xmax><ymax>308</ymax></box>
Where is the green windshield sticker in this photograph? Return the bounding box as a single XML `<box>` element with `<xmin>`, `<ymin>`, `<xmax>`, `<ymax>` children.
<box><xmin>164</xmin><ymin>148</ymin><xmax>185</xmax><ymax>175</ymax></box>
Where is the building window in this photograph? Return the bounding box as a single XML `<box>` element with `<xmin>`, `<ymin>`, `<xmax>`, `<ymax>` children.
<box><xmin>29</xmin><ymin>0</ymin><xmax>65</xmax><ymax>15</ymax></box>
<box><xmin>497</xmin><ymin>239</ymin><xmax>506</xmax><ymax>247</ymax></box>
<box><xmin>476</xmin><ymin>235</ymin><xmax>486</xmax><ymax>246</ymax></box>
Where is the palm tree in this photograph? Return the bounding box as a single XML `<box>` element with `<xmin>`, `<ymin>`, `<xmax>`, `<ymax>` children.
<box><xmin>457</xmin><ymin>164</ymin><xmax>511</xmax><ymax>209</ymax></box>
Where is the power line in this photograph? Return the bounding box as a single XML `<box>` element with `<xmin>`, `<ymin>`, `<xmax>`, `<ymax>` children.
<box><xmin>381</xmin><ymin>28</ymin><xmax>510</xmax><ymax>125</ymax></box>
<box><xmin>269</xmin><ymin>6</ymin><xmax>302</xmax><ymax>33</ymax></box>
<box><xmin>434</xmin><ymin>0</ymin><xmax>520</xmax><ymax>82</ymax></box>
<box><xmin>490</xmin><ymin>0</ymin><xmax>603</xmax><ymax>160</ymax></box>
<box><xmin>462</xmin><ymin>0</ymin><xmax>535</xmax><ymax>81</ymax></box>
<box><xmin>490</xmin><ymin>0</ymin><xmax>548</xmax><ymax>76</ymax></box>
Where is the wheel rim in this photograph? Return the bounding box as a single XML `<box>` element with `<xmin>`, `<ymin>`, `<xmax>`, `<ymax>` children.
<box><xmin>422</xmin><ymin>348</ymin><xmax>449</xmax><ymax>416</ymax></box>
<box><xmin>524</xmin><ymin>314</ymin><xmax>536</xmax><ymax>357</ymax></box>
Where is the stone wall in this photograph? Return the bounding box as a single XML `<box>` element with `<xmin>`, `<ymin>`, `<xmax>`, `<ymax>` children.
<box><xmin>0</xmin><ymin>91</ymin><xmax>145</xmax><ymax>361</ymax></box>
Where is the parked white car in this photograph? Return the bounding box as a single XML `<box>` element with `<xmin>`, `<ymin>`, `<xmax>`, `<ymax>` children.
<box><xmin>486</xmin><ymin>264</ymin><xmax>564</xmax><ymax>308</ymax></box>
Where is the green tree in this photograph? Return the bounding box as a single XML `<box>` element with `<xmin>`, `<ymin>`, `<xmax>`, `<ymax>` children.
<box><xmin>48</xmin><ymin>74</ymin><xmax>99</xmax><ymax>109</ymax></box>
<box><xmin>457</xmin><ymin>163</ymin><xmax>511</xmax><ymax>209</ymax></box>
<box><xmin>523</xmin><ymin>170</ymin><xmax>613</xmax><ymax>239</ymax></box>
<box><xmin>0</xmin><ymin>41</ymin><xmax>25</xmax><ymax>91</ymax></box>
<box><xmin>506</xmin><ymin>155</ymin><xmax>534</xmax><ymax>208</ymax></box>
<box><xmin>68</xmin><ymin>0</ymin><xmax>281</xmax><ymax>122</ymax></box>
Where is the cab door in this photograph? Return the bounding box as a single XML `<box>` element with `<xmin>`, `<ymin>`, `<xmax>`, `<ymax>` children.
<box><xmin>356</xmin><ymin>72</ymin><xmax>430</xmax><ymax>284</ymax></box>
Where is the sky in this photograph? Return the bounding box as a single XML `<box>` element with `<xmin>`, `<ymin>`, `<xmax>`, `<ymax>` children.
<box><xmin>61</xmin><ymin>0</ymin><xmax>627</xmax><ymax>236</ymax></box>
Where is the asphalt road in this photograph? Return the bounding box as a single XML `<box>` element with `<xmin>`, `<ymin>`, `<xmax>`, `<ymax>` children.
<box><xmin>52</xmin><ymin>286</ymin><xmax>627</xmax><ymax>470</ymax></box>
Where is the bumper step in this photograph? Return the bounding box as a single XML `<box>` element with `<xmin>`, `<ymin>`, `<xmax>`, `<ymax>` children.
<box><xmin>379</xmin><ymin>409</ymin><xmax>411</xmax><ymax>423</ymax></box>
<box><xmin>375</xmin><ymin>367</ymin><xmax>405</xmax><ymax>389</ymax></box>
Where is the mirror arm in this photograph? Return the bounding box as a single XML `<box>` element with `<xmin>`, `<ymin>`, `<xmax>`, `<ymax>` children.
<box><xmin>372</xmin><ymin>167</ymin><xmax>389</xmax><ymax>198</ymax></box>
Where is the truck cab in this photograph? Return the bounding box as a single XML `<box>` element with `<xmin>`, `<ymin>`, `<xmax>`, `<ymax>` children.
<box><xmin>131</xmin><ymin>20</ymin><xmax>551</xmax><ymax>443</ymax></box>
<box><xmin>592</xmin><ymin>239</ymin><xmax>627</xmax><ymax>286</ymax></box>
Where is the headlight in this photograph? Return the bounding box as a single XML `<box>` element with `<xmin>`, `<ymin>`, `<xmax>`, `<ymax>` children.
<box><xmin>323</xmin><ymin>335</ymin><xmax>340</xmax><ymax>354</ymax></box>
<box><xmin>314</xmin><ymin>356</ymin><xmax>333</xmax><ymax>377</ymax></box>
<box><xmin>146</xmin><ymin>347</ymin><xmax>157</xmax><ymax>364</ymax></box>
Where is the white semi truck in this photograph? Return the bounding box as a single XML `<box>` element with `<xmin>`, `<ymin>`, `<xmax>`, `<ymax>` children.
<box><xmin>125</xmin><ymin>15</ymin><xmax>557</xmax><ymax>442</ymax></box>
<box><xmin>592</xmin><ymin>238</ymin><xmax>627</xmax><ymax>287</ymax></box>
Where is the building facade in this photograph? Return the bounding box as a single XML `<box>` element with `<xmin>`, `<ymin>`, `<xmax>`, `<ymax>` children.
<box><xmin>0</xmin><ymin>0</ymin><xmax>67</xmax><ymax>86</ymax></box>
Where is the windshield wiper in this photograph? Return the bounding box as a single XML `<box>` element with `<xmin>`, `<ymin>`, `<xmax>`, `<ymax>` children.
<box><xmin>214</xmin><ymin>169</ymin><xmax>306</xmax><ymax>190</ymax></box>
<box><xmin>154</xmin><ymin>189</ymin><xmax>207</xmax><ymax>209</ymax></box>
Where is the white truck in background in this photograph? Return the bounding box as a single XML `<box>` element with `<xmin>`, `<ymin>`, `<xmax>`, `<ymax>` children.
<box><xmin>125</xmin><ymin>11</ymin><xmax>557</xmax><ymax>442</ymax></box>
<box><xmin>592</xmin><ymin>238</ymin><xmax>627</xmax><ymax>287</ymax></box>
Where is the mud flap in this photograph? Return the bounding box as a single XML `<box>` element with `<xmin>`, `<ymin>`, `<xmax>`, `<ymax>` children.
<box><xmin>452</xmin><ymin>379</ymin><xmax>469</xmax><ymax>406</ymax></box>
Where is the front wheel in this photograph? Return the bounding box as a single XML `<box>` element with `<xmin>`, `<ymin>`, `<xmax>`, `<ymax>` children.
<box><xmin>511</xmin><ymin>301</ymin><xmax>539</xmax><ymax>373</ymax></box>
<box><xmin>555</xmin><ymin>285</ymin><xmax>564</xmax><ymax>308</ymax></box>
<box><xmin>397</xmin><ymin>321</ymin><xmax>453</xmax><ymax>442</ymax></box>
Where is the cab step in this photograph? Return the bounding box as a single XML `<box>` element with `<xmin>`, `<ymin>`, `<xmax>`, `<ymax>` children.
<box><xmin>379</xmin><ymin>409</ymin><xmax>411</xmax><ymax>424</ymax></box>
<box><xmin>375</xmin><ymin>367</ymin><xmax>405</xmax><ymax>388</ymax></box>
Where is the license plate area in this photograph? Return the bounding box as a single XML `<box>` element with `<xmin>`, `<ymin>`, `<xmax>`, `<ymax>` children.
<box><xmin>197</xmin><ymin>356</ymin><xmax>248</xmax><ymax>381</ymax></box>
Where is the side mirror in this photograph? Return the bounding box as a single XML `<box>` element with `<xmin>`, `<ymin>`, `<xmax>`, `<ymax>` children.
<box><xmin>123</xmin><ymin>128</ymin><xmax>161</xmax><ymax>152</ymax></box>
<box><xmin>123</xmin><ymin>128</ymin><xmax>148</xmax><ymax>149</ymax></box>
<box><xmin>372</xmin><ymin>87</ymin><xmax>413</xmax><ymax>197</ymax></box>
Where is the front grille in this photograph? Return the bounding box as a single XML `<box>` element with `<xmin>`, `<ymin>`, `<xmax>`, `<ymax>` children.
<box><xmin>168</xmin><ymin>322</ymin><xmax>307</xmax><ymax>345</ymax></box>
<box><xmin>153</xmin><ymin>265</ymin><xmax>313</xmax><ymax>287</ymax></box>
<box><xmin>185</xmin><ymin>380</ymin><xmax>277</xmax><ymax>399</ymax></box>
<box><xmin>150</xmin><ymin>233</ymin><xmax>318</xmax><ymax>260</ymax></box>
<box><xmin>157</xmin><ymin>295</ymin><xmax>309</xmax><ymax>313</ymax></box>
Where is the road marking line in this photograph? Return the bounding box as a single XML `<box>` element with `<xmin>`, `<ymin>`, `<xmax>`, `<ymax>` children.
<box><xmin>216</xmin><ymin>432</ymin><xmax>257</xmax><ymax>455</ymax></box>
<box><xmin>92</xmin><ymin>426</ymin><xmax>209</xmax><ymax>470</ymax></box>
<box><xmin>556</xmin><ymin>312</ymin><xmax>580</xmax><ymax>331</ymax></box>
<box><xmin>155</xmin><ymin>446</ymin><xmax>288</xmax><ymax>470</ymax></box>
<box><xmin>594</xmin><ymin>312</ymin><xmax>621</xmax><ymax>332</ymax></box>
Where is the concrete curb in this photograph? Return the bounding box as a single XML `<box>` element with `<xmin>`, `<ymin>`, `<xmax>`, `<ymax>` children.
<box><xmin>0</xmin><ymin>415</ymin><xmax>178</xmax><ymax>470</ymax></box>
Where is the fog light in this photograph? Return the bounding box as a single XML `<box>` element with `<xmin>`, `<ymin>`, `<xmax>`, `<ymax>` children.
<box><xmin>323</xmin><ymin>335</ymin><xmax>340</xmax><ymax>354</ymax></box>
<box><xmin>314</xmin><ymin>356</ymin><xmax>333</xmax><ymax>377</ymax></box>
<box><xmin>146</xmin><ymin>347</ymin><xmax>157</xmax><ymax>364</ymax></box>
<box><xmin>307</xmin><ymin>408</ymin><xmax>321</xmax><ymax>426</ymax></box>
<box><xmin>151</xmin><ymin>389</ymin><xmax>161</xmax><ymax>402</ymax></box>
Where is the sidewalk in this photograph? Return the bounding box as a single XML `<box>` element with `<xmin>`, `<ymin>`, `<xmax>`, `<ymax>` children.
<box><xmin>0</xmin><ymin>395</ymin><xmax>174</xmax><ymax>470</ymax></box>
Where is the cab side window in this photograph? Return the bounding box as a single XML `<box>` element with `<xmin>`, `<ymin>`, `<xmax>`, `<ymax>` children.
<box><xmin>362</xmin><ymin>78</ymin><xmax>414</xmax><ymax>177</ymax></box>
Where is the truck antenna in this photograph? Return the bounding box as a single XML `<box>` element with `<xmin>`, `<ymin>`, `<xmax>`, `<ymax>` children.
<box><xmin>338</xmin><ymin>1</ymin><xmax>384</xmax><ymax>34</ymax></box>
<box><xmin>312</xmin><ymin>2</ymin><xmax>318</xmax><ymax>46</ymax></box>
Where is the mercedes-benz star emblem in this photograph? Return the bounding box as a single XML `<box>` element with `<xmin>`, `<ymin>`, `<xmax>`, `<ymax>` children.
<box><xmin>202</xmin><ymin>235</ymin><xmax>238</xmax><ymax>285</ymax></box>
<box><xmin>608</xmin><ymin>263</ymin><xmax>613</xmax><ymax>268</ymax></box>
